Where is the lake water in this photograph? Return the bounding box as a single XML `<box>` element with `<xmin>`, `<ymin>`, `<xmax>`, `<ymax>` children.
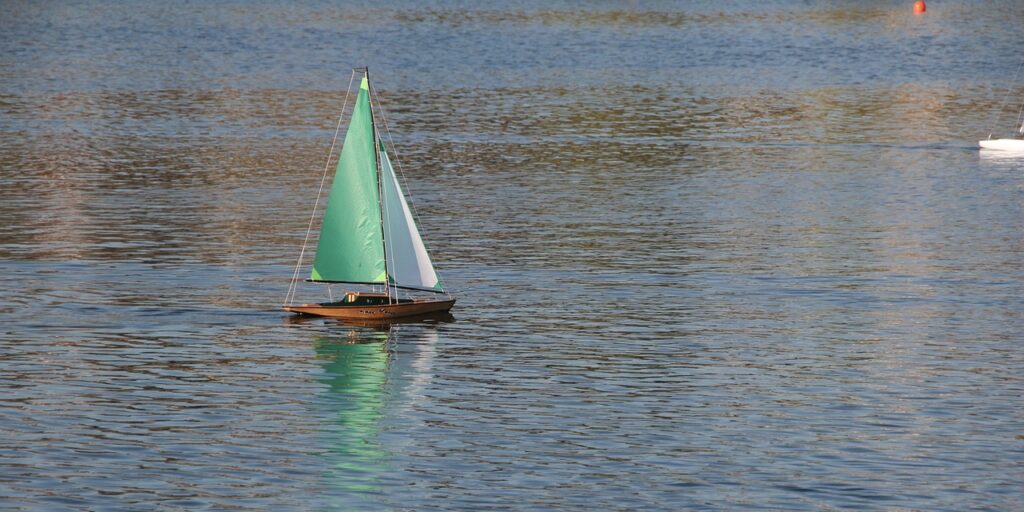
<box><xmin>1</xmin><ymin>1</ymin><xmax>1022</xmax><ymax>510</ymax></box>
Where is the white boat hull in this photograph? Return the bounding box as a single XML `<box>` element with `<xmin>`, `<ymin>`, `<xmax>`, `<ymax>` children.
<box><xmin>979</xmin><ymin>138</ymin><xmax>1024</xmax><ymax>151</ymax></box>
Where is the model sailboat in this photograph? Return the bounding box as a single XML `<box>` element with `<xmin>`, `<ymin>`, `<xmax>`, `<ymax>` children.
<box><xmin>979</xmin><ymin>121</ymin><xmax>1024</xmax><ymax>151</ymax></box>
<box><xmin>283</xmin><ymin>69</ymin><xmax>455</xmax><ymax>319</ymax></box>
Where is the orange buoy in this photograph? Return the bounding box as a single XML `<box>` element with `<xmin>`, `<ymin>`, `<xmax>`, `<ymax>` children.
<box><xmin>913</xmin><ymin>0</ymin><xmax>926</xmax><ymax>15</ymax></box>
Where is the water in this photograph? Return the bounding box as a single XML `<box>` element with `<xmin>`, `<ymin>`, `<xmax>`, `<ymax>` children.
<box><xmin>2</xmin><ymin>1</ymin><xmax>1023</xmax><ymax>510</ymax></box>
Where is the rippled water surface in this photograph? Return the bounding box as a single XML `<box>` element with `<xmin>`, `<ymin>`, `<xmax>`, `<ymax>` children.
<box><xmin>2</xmin><ymin>1</ymin><xmax>1023</xmax><ymax>510</ymax></box>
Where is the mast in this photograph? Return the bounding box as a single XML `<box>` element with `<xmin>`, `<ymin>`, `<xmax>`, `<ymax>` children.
<box><xmin>365</xmin><ymin>68</ymin><xmax>392</xmax><ymax>303</ymax></box>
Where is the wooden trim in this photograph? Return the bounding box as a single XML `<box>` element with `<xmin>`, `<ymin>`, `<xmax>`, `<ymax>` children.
<box><xmin>305</xmin><ymin>279</ymin><xmax>449</xmax><ymax>295</ymax></box>
<box><xmin>284</xmin><ymin>298</ymin><xmax>455</xmax><ymax>320</ymax></box>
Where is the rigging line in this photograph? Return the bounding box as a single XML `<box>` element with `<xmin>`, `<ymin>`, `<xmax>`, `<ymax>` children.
<box><xmin>368</xmin><ymin>82</ymin><xmax>451</xmax><ymax>298</ymax></box>
<box><xmin>284</xmin><ymin>69</ymin><xmax>357</xmax><ymax>307</ymax></box>
<box><xmin>370</xmin><ymin>84</ymin><xmax>445</xmax><ymax>298</ymax></box>
<box><xmin>1016</xmin><ymin>93</ymin><xmax>1024</xmax><ymax>135</ymax></box>
<box><xmin>986</xmin><ymin>54</ymin><xmax>1024</xmax><ymax>139</ymax></box>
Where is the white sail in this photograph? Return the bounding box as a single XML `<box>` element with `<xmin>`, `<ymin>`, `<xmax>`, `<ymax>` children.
<box><xmin>380</xmin><ymin>146</ymin><xmax>442</xmax><ymax>290</ymax></box>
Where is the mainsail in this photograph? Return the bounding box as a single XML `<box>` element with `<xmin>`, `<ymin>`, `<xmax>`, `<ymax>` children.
<box><xmin>379</xmin><ymin>145</ymin><xmax>442</xmax><ymax>290</ymax></box>
<box><xmin>310</xmin><ymin>76</ymin><xmax>387</xmax><ymax>284</ymax></box>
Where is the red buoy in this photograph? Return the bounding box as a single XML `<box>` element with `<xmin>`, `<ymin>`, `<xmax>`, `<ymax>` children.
<box><xmin>913</xmin><ymin>0</ymin><xmax>926</xmax><ymax>15</ymax></box>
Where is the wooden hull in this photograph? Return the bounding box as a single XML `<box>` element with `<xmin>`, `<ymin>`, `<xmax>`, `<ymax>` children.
<box><xmin>284</xmin><ymin>298</ymin><xmax>455</xmax><ymax>320</ymax></box>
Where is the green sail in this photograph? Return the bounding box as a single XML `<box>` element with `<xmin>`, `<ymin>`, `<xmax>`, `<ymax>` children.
<box><xmin>311</xmin><ymin>76</ymin><xmax>387</xmax><ymax>283</ymax></box>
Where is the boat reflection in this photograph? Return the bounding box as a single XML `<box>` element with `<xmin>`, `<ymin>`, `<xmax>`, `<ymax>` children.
<box><xmin>979</xmin><ymin>147</ymin><xmax>1024</xmax><ymax>162</ymax></box>
<box><xmin>311</xmin><ymin>324</ymin><xmax>440</xmax><ymax>507</ymax></box>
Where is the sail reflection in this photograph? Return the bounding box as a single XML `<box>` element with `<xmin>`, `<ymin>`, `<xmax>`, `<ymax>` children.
<box><xmin>311</xmin><ymin>325</ymin><xmax>440</xmax><ymax>508</ymax></box>
<box><xmin>314</xmin><ymin>331</ymin><xmax>389</xmax><ymax>498</ymax></box>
